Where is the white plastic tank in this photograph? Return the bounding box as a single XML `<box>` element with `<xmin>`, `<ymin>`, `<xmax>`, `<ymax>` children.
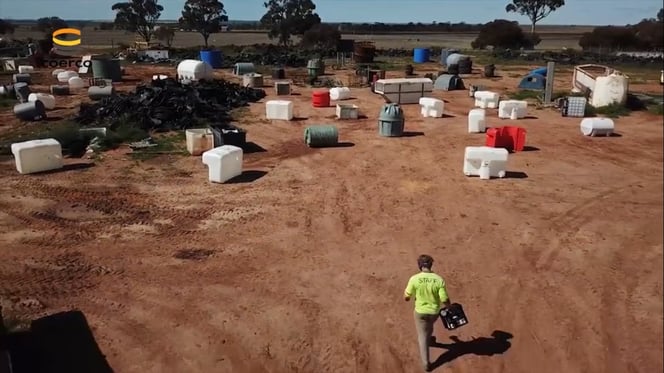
<box><xmin>57</xmin><ymin>71</ymin><xmax>78</xmax><ymax>83</ymax></box>
<box><xmin>18</xmin><ymin>65</ymin><xmax>34</xmax><ymax>74</ymax></box>
<box><xmin>27</xmin><ymin>93</ymin><xmax>56</xmax><ymax>110</ymax></box>
<box><xmin>52</xmin><ymin>68</ymin><xmax>66</xmax><ymax>77</ymax></box>
<box><xmin>474</xmin><ymin>91</ymin><xmax>500</xmax><ymax>109</ymax></box>
<box><xmin>580</xmin><ymin>117</ymin><xmax>615</xmax><ymax>136</ymax></box>
<box><xmin>152</xmin><ymin>74</ymin><xmax>168</xmax><ymax>81</ymax></box>
<box><xmin>68</xmin><ymin>76</ymin><xmax>86</xmax><ymax>89</ymax></box>
<box><xmin>202</xmin><ymin>145</ymin><xmax>243</xmax><ymax>183</ymax></box>
<box><xmin>498</xmin><ymin>100</ymin><xmax>528</xmax><ymax>119</ymax></box>
<box><xmin>185</xmin><ymin>128</ymin><xmax>214</xmax><ymax>156</ymax></box>
<box><xmin>468</xmin><ymin>108</ymin><xmax>486</xmax><ymax>133</ymax></box>
<box><xmin>446</xmin><ymin>53</ymin><xmax>466</xmax><ymax>66</ymax></box>
<box><xmin>330</xmin><ymin>87</ymin><xmax>351</xmax><ymax>100</ymax></box>
<box><xmin>336</xmin><ymin>104</ymin><xmax>359</xmax><ymax>119</ymax></box>
<box><xmin>463</xmin><ymin>146</ymin><xmax>508</xmax><ymax>178</ymax></box>
<box><xmin>265</xmin><ymin>100</ymin><xmax>294</xmax><ymax>120</ymax></box>
<box><xmin>177</xmin><ymin>59</ymin><xmax>213</xmax><ymax>82</ymax></box>
<box><xmin>591</xmin><ymin>73</ymin><xmax>629</xmax><ymax>107</ymax></box>
<box><xmin>10</xmin><ymin>138</ymin><xmax>64</xmax><ymax>174</ymax></box>
<box><xmin>419</xmin><ymin>97</ymin><xmax>444</xmax><ymax>118</ymax></box>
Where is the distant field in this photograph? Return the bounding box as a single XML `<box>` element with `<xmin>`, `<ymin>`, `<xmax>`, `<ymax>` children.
<box><xmin>9</xmin><ymin>26</ymin><xmax>589</xmax><ymax>51</ymax></box>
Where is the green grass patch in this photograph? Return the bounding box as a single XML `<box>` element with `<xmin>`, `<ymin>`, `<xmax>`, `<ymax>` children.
<box><xmin>585</xmin><ymin>103</ymin><xmax>631</xmax><ymax>118</ymax></box>
<box><xmin>129</xmin><ymin>131</ymin><xmax>187</xmax><ymax>160</ymax></box>
<box><xmin>508</xmin><ymin>89</ymin><xmax>573</xmax><ymax>101</ymax></box>
<box><xmin>0</xmin><ymin>96</ymin><xmax>17</xmax><ymax>108</ymax></box>
<box><xmin>647</xmin><ymin>104</ymin><xmax>663</xmax><ymax>116</ymax></box>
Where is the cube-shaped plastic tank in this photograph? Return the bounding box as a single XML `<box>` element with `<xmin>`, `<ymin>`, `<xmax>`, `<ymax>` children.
<box><xmin>468</xmin><ymin>108</ymin><xmax>486</xmax><ymax>133</ymax></box>
<box><xmin>498</xmin><ymin>100</ymin><xmax>528</xmax><ymax>119</ymax></box>
<box><xmin>474</xmin><ymin>91</ymin><xmax>500</xmax><ymax>109</ymax></box>
<box><xmin>463</xmin><ymin>146</ymin><xmax>508</xmax><ymax>179</ymax></box>
<box><xmin>419</xmin><ymin>97</ymin><xmax>444</xmax><ymax>117</ymax></box>
<box><xmin>266</xmin><ymin>100</ymin><xmax>294</xmax><ymax>120</ymax></box>
<box><xmin>11</xmin><ymin>138</ymin><xmax>64</xmax><ymax>174</ymax></box>
<box><xmin>202</xmin><ymin>145</ymin><xmax>243</xmax><ymax>183</ymax></box>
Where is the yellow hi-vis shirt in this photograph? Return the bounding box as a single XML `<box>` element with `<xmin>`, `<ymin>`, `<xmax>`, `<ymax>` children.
<box><xmin>404</xmin><ymin>272</ymin><xmax>449</xmax><ymax>315</ymax></box>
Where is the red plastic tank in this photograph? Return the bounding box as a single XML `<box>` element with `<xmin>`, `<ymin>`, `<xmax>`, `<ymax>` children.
<box><xmin>485</xmin><ymin>126</ymin><xmax>527</xmax><ymax>152</ymax></box>
<box><xmin>312</xmin><ymin>90</ymin><xmax>330</xmax><ymax>107</ymax></box>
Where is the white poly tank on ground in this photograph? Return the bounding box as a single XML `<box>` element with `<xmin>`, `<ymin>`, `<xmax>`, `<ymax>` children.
<box><xmin>498</xmin><ymin>100</ymin><xmax>528</xmax><ymax>119</ymax></box>
<box><xmin>68</xmin><ymin>76</ymin><xmax>86</xmax><ymax>89</ymax></box>
<box><xmin>177</xmin><ymin>59</ymin><xmax>214</xmax><ymax>82</ymax></box>
<box><xmin>468</xmin><ymin>108</ymin><xmax>486</xmax><ymax>133</ymax></box>
<box><xmin>57</xmin><ymin>71</ymin><xmax>78</xmax><ymax>83</ymax></box>
<box><xmin>27</xmin><ymin>93</ymin><xmax>56</xmax><ymax>110</ymax></box>
<box><xmin>474</xmin><ymin>91</ymin><xmax>500</xmax><ymax>109</ymax></box>
<box><xmin>185</xmin><ymin>128</ymin><xmax>214</xmax><ymax>156</ymax></box>
<box><xmin>463</xmin><ymin>146</ymin><xmax>508</xmax><ymax>179</ymax></box>
<box><xmin>202</xmin><ymin>145</ymin><xmax>243</xmax><ymax>183</ymax></box>
<box><xmin>330</xmin><ymin>87</ymin><xmax>351</xmax><ymax>100</ymax></box>
<box><xmin>52</xmin><ymin>69</ymin><xmax>66</xmax><ymax>77</ymax></box>
<box><xmin>266</xmin><ymin>100</ymin><xmax>293</xmax><ymax>120</ymax></box>
<box><xmin>11</xmin><ymin>138</ymin><xmax>63</xmax><ymax>174</ymax></box>
<box><xmin>419</xmin><ymin>97</ymin><xmax>444</xmax><ymax>118</ymax></box>
<box><xmin>580</xmin><ymin>117</ymin><xmax>615</xmax><ymax>136</ymax></box>
<box><xmin>336</xmin><ymin>104</ymin><xmax>359</xmax><ymax>119</ymax></box>
<box><xmin>18</xmin><ymin>65</ymin><xmax>34</xmax><ymax>74</ymax></box>
<box><xmin>591</xmin><ymin>73</ymin><xmax>629</xmax><ymax>107</ymax></box>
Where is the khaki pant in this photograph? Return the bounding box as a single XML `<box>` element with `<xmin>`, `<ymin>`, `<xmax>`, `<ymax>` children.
<box><xmin>414</xmin><ymin>311</ymin><xmax>439</xmax><ymax>368</ymax></box>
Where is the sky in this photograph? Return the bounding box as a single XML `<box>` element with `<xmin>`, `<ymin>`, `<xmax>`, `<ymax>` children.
<box><xmin>0</xmin><ymin>0</ymin><xmax>660</xmax><ymax>25</ymax></box>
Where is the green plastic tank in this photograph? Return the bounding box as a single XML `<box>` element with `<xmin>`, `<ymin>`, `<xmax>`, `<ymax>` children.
<box><xmin>91</xmin><ymin>58</ymin><xmax>123</xmax><ymax>82</ymax></box>
<box><xmin>307</xmin><ymin>59</ymin><xmax>321</xmax><ymax>78</ymax></box>
<box><xmin>378</xmin><ymin>103</ymin><xmax>405</xmax><ymax>137</ymax></box>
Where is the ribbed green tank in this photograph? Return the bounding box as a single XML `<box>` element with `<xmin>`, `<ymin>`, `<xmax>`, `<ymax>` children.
<box><xmin>307</xmin><ymin>59</ymin><xmax>321</xmax><ymax>78</ymax></box>
<box><xmin>304</xmin><ymin>125</ymin><xmax>339</xmax><ymax>147</ymax></box>
<box><xmin>378</xmin><ymin>103</ymin><xmax>405</xmax><ymax>137</ymax></box>
<box><xmin>91</xmin><ymin>59</ymin><xmax>122</xmax><ymax>82</ymax></box>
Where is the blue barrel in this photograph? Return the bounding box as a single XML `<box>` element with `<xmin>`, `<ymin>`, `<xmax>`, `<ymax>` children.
<box><xmin>531</xmin><ymin>67</ymin><xmax>547</xmax><ymax>76</ymax></box>
<box><xmin>199</xmin><ymin>50</ymin><xmax>223</xmax><ymax>69</ymax></box>
<box><xmin>413</xmin><ymin>48</ymin><xmax>430</xmax><ymax>63</ymax></box>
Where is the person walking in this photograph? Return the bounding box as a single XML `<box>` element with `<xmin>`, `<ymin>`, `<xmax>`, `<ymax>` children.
<box><xmin>404</xmin><ymin>254</ymin><xmax>451</xmax><ymax>372</ymax></box>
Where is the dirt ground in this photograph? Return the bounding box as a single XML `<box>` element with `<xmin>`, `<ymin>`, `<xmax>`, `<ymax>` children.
<box><xmin>0</xmin><ymin>62</ymin><xmax>662</xmax><ymax>373</ymax></box>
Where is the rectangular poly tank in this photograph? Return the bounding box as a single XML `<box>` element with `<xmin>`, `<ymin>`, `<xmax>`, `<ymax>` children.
<box><xmin>336</xmin><ymin>104</ymin><xmax>359</xmax><ymax>119</ymax></box>
<box><xmin>374</xmin><ymin>78</ymin><xmax>433</xmax><ymax>104</ymax></box>
<box><xmin>185</xmin><ymin>128</ymin><xmax>214</xmax><ymax>156</ymax></box>
<box><xmin>202</xmin><ymin>145</ymin><xmax>243</xmax><ymax>183</ymax></box>
<box><xmin>468</xmin><ymin>108</ymin><xmax>486</xmax><ymax>133</ymax></box>
<box><xmin>474</xmin><ymin>91</ymin><xmax>500</xmax><ymax>109</ymax></box>
<box><xmin>463</xmin><ymin>146</ymin><xmax>508</xmax><ymax>178</ymax></box>
<box><xmin>419</xmin><ymin>97</ymin><xmax>444</xmax><ymax>118</ymax></box>
<box><xmin>275</xmin><ymin>81</ymin><xmax>291</xmax><ymax>95</ymax></box>
<box><xmin>11</xmin><ymin>138</ymin><xmax>64</xmax><ymax>174</ymax></box>
<box><xmin>498</xmin><ymin>100</ymin><xmax>528</xmax><ymax>119</ymax></box>
<box><xmin>580</xmin><ymin>118</ymin><xmax>614</xmax><ymax>136</ymax></box>
<box><xmin>266</xmin><ymin>100</ymin><xmax>294</xmax><ymax>121</ymax></box>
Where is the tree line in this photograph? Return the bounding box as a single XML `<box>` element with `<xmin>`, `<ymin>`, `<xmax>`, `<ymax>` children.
<box><xmin>0</xmin><ymin>0</ymin><xmax>661</xmax><ymax>52</ymax></box>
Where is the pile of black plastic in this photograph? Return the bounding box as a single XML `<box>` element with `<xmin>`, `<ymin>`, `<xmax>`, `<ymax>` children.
<box><xmin>75</xmin><ymin>78</ymin><xmax>266</xmax><ymax>131</ymax></box>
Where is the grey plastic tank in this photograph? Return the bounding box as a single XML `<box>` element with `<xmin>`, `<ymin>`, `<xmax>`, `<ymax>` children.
<box><xmin>50</xmin><ymin>85</ymin><xmax>70</xmax><ymax>95</ymax></box>
<box><xmin>13</xmin><ymin>82</ymin><xmax>31</xmax><ymax>103</ymax></box>
<box><xmin>14</xmin><ymin>101</ymin><xmax>46</xmax><ymax>121</ymax></box>
<box><xmin>446</xmin><ymin>53</ymin><xmax>467</xmax><ymax>66</ymax></box>
<box><xmin>378</xmin><ymin>103</ymin><xmax>405</xmax><ymax>137</ymax></box>
<box><xmin>12</xmin><ymin>73</ymin><xmax>31</xmax><ymax>84</ymax></box>
<box><xmin>88</xmin><ymin>86</ymin><xmax>115</xmax><ymax>101</ymax></box>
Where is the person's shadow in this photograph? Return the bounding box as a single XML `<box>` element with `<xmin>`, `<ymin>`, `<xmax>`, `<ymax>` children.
<box><xmin>430</xmin><ymin>330</ymin><xmax>513</xmax><ymax>369</ymax></box>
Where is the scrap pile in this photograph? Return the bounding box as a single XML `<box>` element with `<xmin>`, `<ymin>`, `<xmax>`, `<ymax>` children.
<box><xmin>75</xmin><ymin>78</ymin><xmax>266</xmax><ymax>131</ymax></box>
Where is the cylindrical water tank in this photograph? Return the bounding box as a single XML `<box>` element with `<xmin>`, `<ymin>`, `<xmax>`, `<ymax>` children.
<box><xmin>50</xmin><ymin>85</ymin><xmax>70</xmax><ymax>95</ymax></box>
<box><xmin>378</xmin><ymin>103</ymin><xmax>405</xmax><ymax>137</ymax></box>
<box><xmin>88</xmin><ymin>86</ymin><xmax>115</xmax><ymax>100</ymax></box>
<box><xmin>28</xmin><ymin>93</ymin><xmax>56</xmax><ymax>110</ymax></box>
<box><xmin>329</xmin><ymin>87</ymin><xmax>351</xmax><ymax>100</ymax></box>
<box><xmin>13</xmin><ymin>82</ymin><xmax>31</xmax><ymax>102</ymax></box>
<box><xmin>199</xmin><ymin>50</ymin><xmax>223</xmax><ymax>69</ymax></box>
<box><xmin>446</xmin><ymin>53</ymin><xmax>466</xmax><ymax>66</ymax></box>
<box><xmin>14</xmin><ymin>101</ymin><xmax>46</xmax><ymax>121</ymax></box>
<box><xmin>13</xmin><ymin>73</ymin><xmax>31</xmax><ymax>84</ymax></box>
<box><xmin>458</xmin><ymin>57</ymin><xmax>473</xmax><ymax>74</ymax></box>
<box><xmin>52</xmin><ymin>68</ymin><xmax>66</xmax><ymax>77</ymax></box>
<box><xmin>242</xmin><ymin>73</ymin><xmax>263</xmax><ymax>88</ymax></box>
<box><xmin>413</xmin><ymin>48</ymin><xmax>430</xmax><ymax>63</ymax></box>
<box><xmin>68</xmin><ymin>76</ymin><xmax>86</xmax><ymax>89</ymax></box>
<box><xmin>440</xmin><ymin>49</ymin><xmax>459</xmax><ymax>65</ymax></box>
<box><xmin>91</xmin><ymin>58</ymin><xmax>123</xmax><ymax>82</ymax></box>
<box><xmin>57</xmin><ymin>71</ymin><xmax>78</xmax><ymax>83</ymax></box>
<box><xmin>176</xmin><ymin>59</ymin><xmax>214</xmax><ymax>81</ymax></box>
<box><xmin>18</xmin><ymin>65</ymin><xmax>34</xmax><ymax>74</ymax></box>
<box><xmin>272</xmin><ymin>67</ymin><xmax>285</xmax><ymax>79</ymax></box>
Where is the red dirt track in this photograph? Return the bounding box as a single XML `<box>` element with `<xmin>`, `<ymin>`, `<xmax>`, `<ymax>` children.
<box><xmin>0</xmin><ymin>64</ymin><xmax>662</xmax><ymax>373</ymax></box>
